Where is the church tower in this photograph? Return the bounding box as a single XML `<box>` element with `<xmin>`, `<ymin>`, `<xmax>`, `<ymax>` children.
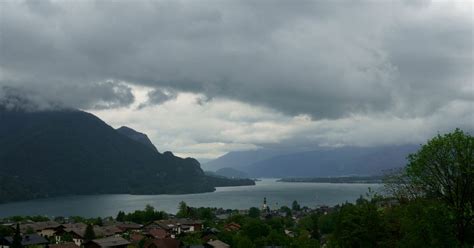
<box><xmin>262</xmin><ymin>197</ymin><xmax>268</xmax><ymax>211</ymax></box>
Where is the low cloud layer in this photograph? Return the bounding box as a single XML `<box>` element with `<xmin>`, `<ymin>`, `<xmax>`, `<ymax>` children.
<box><xmin>0</xmin><ymin>0</ymin><xmax>472</xmax><ymax>158</ymax></box>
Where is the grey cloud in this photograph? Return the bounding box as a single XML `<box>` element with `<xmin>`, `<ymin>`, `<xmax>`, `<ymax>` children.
<box><xmin>0</xmin><ymin>0</ymin><xmax>472</xmax><ymax>120</ymax></box>
<box><xmin>0</xmin><ymin>81</ymin><xmax>134</xmax><ymax>111</ymax></box>
<box><xmin>138</xmin><ymin>88</ymin><xmax>177</xmax><ymax>108</ymax></box>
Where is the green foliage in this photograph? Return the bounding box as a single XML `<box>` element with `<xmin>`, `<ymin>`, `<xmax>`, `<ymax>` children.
<box><xmin>248</xmin><ymin>207</ymin><xmax>261</xmax><ymax>218</ymax></box>
<box><xmin>83</xmin><ymin>224</ymin><xmax>96</xmax><ymax>241</ymax></box>
<box><xmin>396</xmin><ymin>199</ymin><xmax>458</xmax><ymax>247</ymax></box>
<box><xmin>290</xmin><ymin>230</ymin><xmax>320</xmax><ymax>248</ymax></box>
<box><xmin>12</xmin><ymin>224</ymin><xmax>22</xmax><ymax>248</ymax></box>
<box><xmin>266</xmin><ymin>229</ymin><xmax>288</xmax><ymax>246</ymax></box>
<box><xmin>233</xmin><ymin>234</ymin><xmax>256</xmax><ymax>248</ymax></box>
<box><xmin>403</xmin><ymin>128</ymin><xmax>473</xmax><ymax>245</ymax></box>
<box><xmin>242</xmin><ymin>219</ymin><xmax>270</xmax><ymax>241</ymax></box>
<box><xmin>280</xmin><ymin>206</ymin><xmax>292</xmax><ymax>217</ymax></box>
<box><xmin>292</xmin><ymin>200</ymin><xmax>301</xmax><ymax>211</ymax></box>
<box><xmin>0</xmin><ymin>225</ymin><xmax>13</xmax><ymax>237</ymax></box>
<box><xmin>298</xmin><ymin>213</ymin><xmax>320</xmax><ymax>239</ymax></box>
<box><xmin>318</xmin><ymin>213</ymin><xmax>336</xmax><ymax>235</ymax></box>
<box><xmin>25</xmin><ymin>226</ymin><xmax>35</xmax><ymax>234</ymax></box>
<box><xmin>178</xmin><ymin>232</ymin><xmax>202</xmax><ymax>245</ymax></box>
<box><xmin>331</xmin><ymin>198</ymin><xmax>387</xmax><ymax>247</ymax></box>
<box><xmin>116</xmin><ymin>205</ymin><xmax>167</xmax><ymax>224</ymax></box>
<box><xmin>176</xmin><ymin>201</ymin><xmax>191</xmax><ymax>218</ymax></box>
<box><xmin>95</xmin><ymin>217</ymin><xmax>103</xmax><ymax>226</ymax></box>
<box><xmin>116</xmin><ymin>211</ymin><xmax>125</xmax><ymax>222</ymax></box>
<box><xmin>61</xmin><ymin>233</ymin><xmax>73</xmax><ymax>242</ymax></box>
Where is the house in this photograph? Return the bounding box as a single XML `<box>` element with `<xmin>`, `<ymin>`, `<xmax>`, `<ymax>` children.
<box><xmin>205</xmin><ymin>240</ymin><xmax>230</xmax><ymax>248</ymax></box>
<box><xmin>114</xmin><ymin>222</ymin><xmax>142</xmax><ymax>232</ymax></box>
<box><xmin>95</xmin><ymin>226</ymin><xmax>123</xmax><ymax>237</ymax></box>
<box><xmin>0</xmin><ymin>237</ymin><xmax>10</xmax><ymax>248</ymax></box>
<box><xmin>60</xmin><ymin>223</ymin><xmax>123</xmax><ymax>246</ymax></box>
<box><xmin>83</xmin><ymin>236</ymin><xmax>130</xmax><ymax>248</ymax></box>
<box><xmin>223</xmin><ymin>222</ymin><xmax>240</xmax><ymax>232</ymax></box>
<box><xmin>60</xmin><ymin>223</ymin><xmax>87</xmax><ymax>246</ymax></box>
<box><xmin>144</xmin><ymin>238</ymin><xmax>181</xmax><ymax>248</ymax></box>
<box><xmin>152</xmin><ymin>219</ymin><xmax>203</xmax><ymax>237</ymax></box>
<box><xmin>147</xmin><ymin>228</ymin><xmax>169</xmax><ymax>239</ymax></box>
<box><xmin>2</xmin><ymin>234</ymin><xmax>49</xmax><ymax>248</ymax></box>
<box><xmin>129</xmin><ymin>233</ymin><xmax>145</xmax><ymax>245</ymax></box>
<box><xmin>19</xmin><ymin>221</ymin><xmax>63</xmax><ymax>240</ymax></box>
<box><xmin>49</xmin><ymin>242</ymin><xmax>80</xmax><ymax>248</ymax></box>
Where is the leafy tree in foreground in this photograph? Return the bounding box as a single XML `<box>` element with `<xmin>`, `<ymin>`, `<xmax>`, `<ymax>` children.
<box><xmin>404</xmin><ymin>128</ymin><xmax>473</xmax><ymax>245</ymax></box>
<box><xmin>11</xmin><ymin>224</ymin><xmax>22</xmax><ymax>248</ymax></box>
<box><xmin>83</xmin><ymin>224</ymin><xmax>96</xmax><ymax>242</ymax></box>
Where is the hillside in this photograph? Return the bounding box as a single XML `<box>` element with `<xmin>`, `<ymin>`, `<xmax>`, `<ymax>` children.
<box><xmin>116</xmin><ymin>126</ymin><xmax>158</xmax><ymax>152</ymax></box>
<box><xmin>203</xmin><ymin>149</ymin><xmax>288</xmax><ymax>171</ymax></box>
<box><xmin>0</xmin><ymin>108</ymin><xmax>254</xmax><ymax>203</ymax></box>
<box><xmin>205</xmin><ymin>145</ymin><xmax>419</xmax><ymax>178</ymax></box>
<box><xmin>243</xmin><ymin>145</ymin><xmax>419</xmax><ymax>178</ymax></box>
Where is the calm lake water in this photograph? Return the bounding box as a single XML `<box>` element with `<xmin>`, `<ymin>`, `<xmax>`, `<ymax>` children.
<box><xmin>0</xmin><ymin>179</ymin><xmax>381</xmax><ymax>218</ymax></box>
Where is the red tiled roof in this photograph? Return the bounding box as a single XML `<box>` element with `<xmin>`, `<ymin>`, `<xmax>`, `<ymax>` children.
<box><xmin>145</xmin><ymin>238</ymin><xmax>180</xmax><ymax>248</ymax></box>
<box><xmin>148</xmin><ymin>228</ymin><xmax>168</xmax><ymax>239</ymax></box>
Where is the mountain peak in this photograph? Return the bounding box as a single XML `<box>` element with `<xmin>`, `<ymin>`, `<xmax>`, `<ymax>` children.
<box><xmin>116</xmin><ymin>126</ymin><xmax>158</xmax><ymax>152</ymax></box>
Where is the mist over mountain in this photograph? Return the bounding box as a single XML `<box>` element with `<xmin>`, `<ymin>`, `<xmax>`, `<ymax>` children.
<box><xmin>206</xmin><ymin>145</ymin><xmax>419</xmax><ymax>178</ymax></box>
<box><xmin>0</xmin><ymin>108</ymin><xmax>253</xmax><ymax>203</ymax></box>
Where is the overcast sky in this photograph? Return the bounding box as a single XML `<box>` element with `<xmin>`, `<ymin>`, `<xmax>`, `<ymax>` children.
<box><xmin>0</xmin><ymin>0</ymin><xmax>472</xmax><ymax>160</ymax></box>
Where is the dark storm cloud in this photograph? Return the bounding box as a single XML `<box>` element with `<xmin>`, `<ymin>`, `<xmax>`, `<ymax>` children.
<box><xmin>0</xmin><ymin>0</ymin><xmax>472</xmax><ymax>118</ymax></box>
<box><xmin>138</xmin><ymin>88</ymin><xmax>178</xmax><ymax>108</ymax></box>
<box><xmin>0</xmin><ymin>81</ymin><xmax>134</xmax><ymax>110</ymax></box>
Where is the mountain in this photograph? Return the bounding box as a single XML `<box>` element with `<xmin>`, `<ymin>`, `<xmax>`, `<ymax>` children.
<box><xmin>205</xmin><ymin>145</ymin><xmax>419</xmax><ymax>178</ymax></box>
<box><xmin>117</xmin><ymin>126</ymin><xmax>158</xmax><ymax>152</ymax></box>
<box><xmin>243</xmin><ymin>145</ymin><xmax>419</xmax><ymax>178</ymax></box>
<box><xmin>202</xmin><ymin>149</ymin><xmax>288</xmax><ymax>171</ymax></box>
<box><xmin>0</xmin><ymin>108</ymin><xmax>254</xmax><ymax>203</ymax></box>
<box><xmin>215</xmin><ymin>167</ymin><xmax>249</xmax><ymax>179</ymax></box>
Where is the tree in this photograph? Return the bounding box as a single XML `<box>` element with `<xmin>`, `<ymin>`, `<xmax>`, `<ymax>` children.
<box><xmin>242</xmin><ymin>219</ymin><xmax>270</xmax><ymax>241</ymax></box>
<box><xmin>61</xmin><ymin>233</ymin><xmax>73</xmax><ymax>242</ymax></box>
<box><xmin>280</xmin><ymin>206</ymin><xmax>292</xmax><ymax>217</ymax></box>
<box><xmin>248</xmin><ymin>207</ymin><xmax>261</xmax><ymax>218</ymax></box>
<box><xmin>11</xmin><ymin>224</ymin><xmax>22</xmax><ymax>248</ymax></box>
<box><xmin>404</xmin><ymin>129</ymin><xmax>473</xmax><ymax>245</ymax></box>
<box><xmin>95</xmin><ymin>217</ymin><xmax>103</xmax><ymax>226</ymax></box>
<box><xmin>177</xmin><ymin>201</ymin><xmax>190</xmax><ymax>218</ymax></box>
<box><xmin>298</xmin><ymin>213</ymin><xmax>320</xmax><ymax>240</ymax></box>
<box><xmin>83</xmin><ymin>224</ymin><xmax>96</xmax><ymax>241</ymax></box>
<box><xmin>116</xmin><ymin>211</ymin><xmax>125</xmax><ymax>222</ymax></box>
<box><xmin>292</xmin><ymin>200</ymin><xmax>301</xmax><ymax>211</ymax></box>
<box><xmin>25</xmin><ymin>227</ymin><xmax>35</xmax><ymax>235</ymax></box>
<box><xmin>0</xmin><ymin>225</ymin><xmax>14</xmax><ymax>237</ymax></box>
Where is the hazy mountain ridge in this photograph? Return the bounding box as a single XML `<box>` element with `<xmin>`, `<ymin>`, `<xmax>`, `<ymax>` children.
<box><xmin>203</xmin><ymin>149</ymin><xmax>291</xmax><ymax>171</ymax></box>
<box><xmin>0</xmin><ymin>108</ymin><xmax>254</xmax><ymax>203</ymax></box>
<box><xmin>215</xmin><ymin>167</ymin><xmax>249</xmax><ymax>179</ymax></box>
<box><xmin>206</xmin><ymin>145</ymin><xmax>419</xmax><ymax>178</ymax></box>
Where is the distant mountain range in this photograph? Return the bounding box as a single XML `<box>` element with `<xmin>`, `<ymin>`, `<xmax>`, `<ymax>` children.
<box><xmin>204</xmin><ymin>145</ymin><xmax>419</xmax><ymax>178</ymax></box>
<box><xmin>0</xmin><ymin>107</ymin><xmax>254</xmax><ymax>203</ymax></box>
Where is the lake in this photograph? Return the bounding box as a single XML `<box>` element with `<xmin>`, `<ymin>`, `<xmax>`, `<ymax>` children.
<box><xmin>0</xmin><ymin>179</ymin><xmax>382</xmax><ymax>218</ymax></box>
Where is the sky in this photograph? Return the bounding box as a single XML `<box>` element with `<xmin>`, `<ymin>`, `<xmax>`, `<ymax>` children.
<box><xmin>0</xmin><ymin>0</ymin><xmax>472</xmax><ymax>160</ymax></box>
